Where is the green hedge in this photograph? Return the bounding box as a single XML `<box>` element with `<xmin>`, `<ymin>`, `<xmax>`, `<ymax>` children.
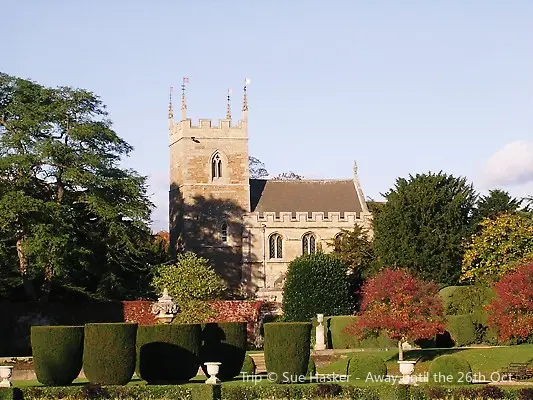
<box><xmin>7</xmin><ymin>384</ymin><xmax>529</xmax><ymax>400</ymax></box>
<box><xmin>200</xmin><ymin>322</ymin><xmax>247</xmax><ymax>381</ymax></box>
<box><xmin>439</xmin><ymin>286</ymin><xmax>495</xmax><ymax>315</ymax></box>
<box><xmin>83</xmin><ymin>322</ymin><xmax>137</xmax><ymax>385</ymax></box>
<box><xmin>306</xmin><ymin>358</ymin><xmax>316</xmax><ymax>377</ymax></box>
<box><xmin>30</xmin><ymin>326</ymin><xmax>84</xmax><ymax>386</ymax></box>
<box><xmin>241</xmin><ymin>355</ymin><xmax>256</xmax><ymax>375</ymax></box>
<box><xmin>136</xmin><ymin>323</ymin><xmax>201</xmax><ymax>384</ymax></box>
<box><xmin>446</xmin><ymin>314</ymin><xmax>477</xmax><ymax>347</ymax></box>
<box><xmin>346</xmin><ymin>353</ymin><xmax>387</xmax><ymax>380</ymax></box>
<box><xmin>312</xmin><ymin>316</ymin><xmax>396</xmax><ymax>349</ymax></box>
<box><xmin>264</xmin><ymin>322</ymin><xmax>311</xmax><ymax>383</ymax></box>
<box><xmin>428</xmin><ymin>355</ymin><xmax>473</xmax><ymax>385</ymax></box>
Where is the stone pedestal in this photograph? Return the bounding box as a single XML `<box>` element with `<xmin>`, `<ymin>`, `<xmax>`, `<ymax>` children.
<box><xmin>314</xmin><ymin>314</ymin><xmax>326</xmax><ymax>351</ymax></box>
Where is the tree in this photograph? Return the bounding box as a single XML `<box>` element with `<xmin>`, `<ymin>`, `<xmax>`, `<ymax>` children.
<box><xmin>0</xmin><ymin>73</ymin><xmax>153</xmax><ymax>301</ymax></box>
<box><xmin>373</xmin><ymin>172</ymin><xmax>476</xmax><ymax>286</ymax></box>
<box><xmin>150</xmin><ymin>252</ymin><xmax>227</xmax><ymax>323</ymax></box>
<box><xmin>329</xmin><ymin>224</ymin><xmax>378</xmax><ymax>279</ymax></box>
<box><xmin>345</xmin><ymin>268</ymin><xmax>445</xmax><ymax>360</ymax></box>
<box><xmin>282</xmin><ymin>253</ymin><xmax>353</xmax><ymax>321</ymax></box>
<box><xmin>461</xmin><ymin>213</ymin><xmax>533</xmax><ymax>284</ymax></box>
<box><xmin>472</xmin><ymin>189</ymin><xmax>522</xmax><ymax>226</ymax></box>
<box><xmin>249</xmin><ymin>156</ymin><xmax>269</xmax><ymax>179</ymax></box>
<box><xmin>273</xmin><ymin>171</ymin><xmax>304</xmax><ymax>180</ymax></box>
<box><xmin>486</xmin><ymin>263</ymin><xmax>533</xmax><ymax>343</ymax></box>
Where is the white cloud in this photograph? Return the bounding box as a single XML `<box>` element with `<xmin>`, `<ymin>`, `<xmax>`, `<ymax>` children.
<box><xmin>481</xmin><ymin>140</ymin><xmax>533</xmax><ymax>187</ymax></box>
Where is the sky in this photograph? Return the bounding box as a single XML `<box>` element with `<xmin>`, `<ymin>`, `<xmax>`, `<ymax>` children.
<box><xmin>3</xmin><ymin>1</ymin><xmax>533</xmax><ymax>231</ymax></box>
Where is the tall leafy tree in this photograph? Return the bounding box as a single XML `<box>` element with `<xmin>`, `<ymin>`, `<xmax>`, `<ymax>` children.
<box><xmin>0</xmin><ymin>73</ymin><xmax>153</xmax><ymax>301</ymax></box>
<box><xmin>373</xmin><ymin>172</ymin><xmax>476</xmax><ymax>285</ymax></box>
<box><xmin>330</xmin><ymin>224</ymin><xmax>377</xmax><ymax>279</ymax></box>
<box><xmin>472</xmin><ymin>189</ymin><xmax>522</xmax><ymax>225</ymax></box>
<box><xmin>273</xmin><ymin>171</ymin><xmax>304</xmax><ymax>180</ymax></box>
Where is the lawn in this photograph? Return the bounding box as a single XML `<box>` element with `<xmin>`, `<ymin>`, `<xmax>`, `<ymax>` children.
<box><xmin>318</xmin><ymin>345</ymin><xmax>533</xmax><ymax>378</ymax></box>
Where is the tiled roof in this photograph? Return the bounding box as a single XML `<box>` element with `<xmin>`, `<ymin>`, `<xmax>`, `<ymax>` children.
<box><xmin>249</xmin><ymin>179</ymin><xmax>362</xmax><ymax>214</ymax></box>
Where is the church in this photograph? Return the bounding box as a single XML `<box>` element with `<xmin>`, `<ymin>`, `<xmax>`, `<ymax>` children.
<box><xmin>169</xmin><ymin>80</ymin><xmax>373</xmax><ymax>301</ymax></box>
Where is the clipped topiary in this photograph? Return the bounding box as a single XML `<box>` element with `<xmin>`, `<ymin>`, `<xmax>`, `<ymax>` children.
<box><xmin>264</xmin><ymin>322</ymin><xmax>311</xmax><ymax>383</ymax></box>
<box><xmin>428</xmin><ymin>355</ymin><xmax>472</xmax><ymax>385</ymax></box>
<box><xmin>136</xmin><ymin>324</ymin><xmax>201</xmax><ymax>383</ymax></box>
<box><xmin>200</xmin><ymin>322</ymin><xmax>247</xmax><ymax>381</ymax></box>
<box><xmin>346</xmin><ymin>354</ymin><xmax>386</xmax><ymax>380</ymax></box>
<box><xmin>446</xmin><ymin>315</ymin><xmax>477</xmax><ymax>347</ymax></box>
<box><xmin>83</xmin><ymin>323</ymin><xmax>137</xmax><ymax>385</ymax></box>
<box><xmin>31</xmin><ymin>326</ymin><xmax>84</xmax><ymax>386</ymax></box>
<box><xmin>241</xmin><ymin>355</ymin><xmax>256</xmax><ymax>375</ymax></box>
<box><xmin>283</xmin><ymin>253</ymin><xmax>353</xmax><ymax>322</ymax></box>
<box><xmin>306</xmin><ymin>358</ymin><xmax>316</xmax><ymax>377</ymax></box>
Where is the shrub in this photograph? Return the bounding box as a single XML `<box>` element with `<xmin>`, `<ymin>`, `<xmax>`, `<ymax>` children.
<box><xmin>83</xmin><ymin>323</ymin><xmax>137</xmax><ymax>385</ymax></box>
<box><xmin>200</xmin><ymin>322</ymin><xmax>247</xmax><ymax>381</ymax></box>
<box><xmin>445</xmin><ymin>315</ymin><xmax>477</xmax><ymax>347</ymax></box>
<box><xmin>486</xmin><ymin>263</ymin><xmax>533</xmax><ymax>343</ymax></box>
<box><xmin>428</xmin><ymin>355</ymin><xmax>472</xmax><ymax>385</ymax></box>
<box><xmin>136</xmin><ymin>324</ymin><xmax>201</xmax><ymax>383</ymax></box>
<box><xmin>345</xmin><ymin>268</ymin><xmax>445</xmax><ymax>360</ymax></box>
<box><xmin>346</xmin><ymin>354</ymin><xmax>386</xmax><ymax>380</ymax></box>
<box><xmin>306</xmin><ymin>358</ymin><xmax>316</xmax><ymax>377</ymax></box>
<box><xmin>282</xmin><ymin>253</ymin><xmax>352</xmax><ymax>322</ymax></box>
<box><xmin>263</xmin><ymin>322</ymin><xmax>311</xmax><ymax>383</ymax></box>
<box><xmin>151</xmin><ymin>252</ymin><xmax>226</xmax><ymax>323</ymax></box>
<box><xmin>30</xmin><ymin>326</ymin><xmax>84</xmax><ymax>386</ymax></box>
<box><xmin>439</xmin><ymin>285</ymin><xmax>495</xmax><ymax>315</ymax></box>
<box><xmin>241</xmin><ymin>355</ymin><xmax>256</xmax><ymax>375</ymax></box>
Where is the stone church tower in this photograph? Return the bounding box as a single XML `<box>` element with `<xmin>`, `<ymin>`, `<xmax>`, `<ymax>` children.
<box><xmin>169</xmin><ymin>80</ymin><xmax>251</xmax><ymax>287</ymax></box>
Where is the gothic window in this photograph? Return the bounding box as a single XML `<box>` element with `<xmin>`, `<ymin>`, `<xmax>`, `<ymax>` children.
<box><xmin>221</xmin><ymin>222</ymin><xmax>228</xmax><ymax>242</ymax></box>
<box><xmin>269</xmin><ymin>234</ymin><xmax>283</xmax><ymax>259</ymax></box>
<box><xmin>302</xmin><ymin>233</ymin><xmax>316</xmax><ymax>255</ymax></box>
<box><xmin>211</xmin><ymin>153</ymin><xmax>222</xmax><ymax>179</ymax></box>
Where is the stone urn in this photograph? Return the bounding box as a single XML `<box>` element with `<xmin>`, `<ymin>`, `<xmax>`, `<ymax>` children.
<box><xmin>151</xmin><ymin>288</ymin><xmax>179</xmax><ymax>324</ymax></box>
<box><xmin>314</xmin><ymin>313</ymin><xmax>326</xmax><ymax>351</ymax></box>
<box><xmin>204</xmin><ymin>362</ymin><xmax>221</xmax><ymax>384</ymax></box>
<box><xmin>398</xmin><ymin>360</ymin><xmax>417</xmax><ymax>385</ymax></box>
<box><xmin>0</xmin><ymin>365</ymin><xmax>13</xmax><ymax>388</ymax></box>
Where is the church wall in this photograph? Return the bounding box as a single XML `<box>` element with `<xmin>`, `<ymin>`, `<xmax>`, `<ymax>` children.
<box><xmin>242</xmin><ymin>211</ymin><xmax>372</xmax><ymax>296</ymax></box>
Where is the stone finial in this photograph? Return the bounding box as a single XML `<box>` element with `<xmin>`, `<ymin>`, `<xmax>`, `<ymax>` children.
<box><xmin>242</xmin><ymin>79</ymin><xmax>250</xmax><ymax>117</ymax></box>
<box><xmin>168</xmin><ymin>86</ymin><xmax>174</xmax><ymax>121</ymax></box>
<box><xmin>226</xmin><ymin>88</ymin><xmax>232</xmax><ymax>120</ymax></box>
<box><xmin>353</xmin><ymin>160</ymin><xmax>358</xmax><ymax>176</ymax></box>
<box><xmin>181</xmin><ymin>77</ymin><xmax>189</xmax><ymax>121</ymax></box>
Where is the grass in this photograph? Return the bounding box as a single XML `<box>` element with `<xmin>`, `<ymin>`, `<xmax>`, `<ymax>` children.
<box><xmin>318</xmin><ymin>344</ymin><xmax>533</xmax><ymax>378</ymax></box>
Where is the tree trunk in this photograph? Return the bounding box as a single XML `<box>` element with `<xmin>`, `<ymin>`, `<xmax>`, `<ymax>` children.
<box><xmin>16</xmin><ymin>237</ymin><xmax>37</xmax><ymax>301</ymax></box>
<box><xmin>398</xmin><ymin>340</ymin><xmax>404</xmax><ymax>361</ymax></box>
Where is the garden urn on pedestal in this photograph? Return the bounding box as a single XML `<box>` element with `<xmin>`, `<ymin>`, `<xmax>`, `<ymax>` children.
<box><xmin>0</xmin><ymin>366</ymin><xmax>13</xmax><ymax>388</ymax></box>
<box><xmin>398</xmin><ymin>360</ymin><xmax>417</xmax><ymax>385</ymax></box>
<box><xmin>314</xmin><ymin>314</ymin><xmax>326</xmax><ymax>351</ymax></box>
<box><xmin>204</xmin><ymin>362</ymin><xmax>221</xmax><ymax>384</ymax></box>
<box><xmin>151</xmin><ymin>288</ymin><xmax>179</xmax><ymax>324</ymax></box>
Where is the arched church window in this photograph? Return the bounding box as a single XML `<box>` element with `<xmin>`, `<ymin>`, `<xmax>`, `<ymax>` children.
<box><xmin>211</xmin><ymin>153</ymin><xmax>222</xmax><ymax>179</ymax></box>
<box><xmin>302</xmin><ymin>233</ymin><xmax>316</xmax><ymax>255</ymax></box>
<box><xmin>269</xmin><ymin>233</ymin><xmax>283</xmax><ymax>259</ymax></box>
<box><xmin>221</xmin><ymin>222</ymin><xmax>228</xmax><ymax>242</ymax></box>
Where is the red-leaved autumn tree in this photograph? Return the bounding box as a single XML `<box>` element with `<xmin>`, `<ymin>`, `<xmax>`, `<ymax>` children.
<box><xmin>345</xmin><ymin>268</ymin><xmax>445</xmax><ymax>360</ymax></box>
<box><xmin>486</xmin><ymin>263</ymin><xmax>533</xmax><ymax>343</ymax></box>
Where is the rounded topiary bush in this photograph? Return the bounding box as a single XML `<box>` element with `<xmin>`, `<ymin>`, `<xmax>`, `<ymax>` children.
<box><xmin>200</xmin><ymin>322</ymin><xmax>247</xmax><ymax>381</ymax></box>
<box><xmin>241</xmin><ymin>355</ymin><xmax>256</xmax><ymax>375</ymax></box>
<box><xmin>31</xmin><ymin>326</ymin><xmax>84</xmax><ymax>386</ymax></box>
<box><xmin>282</xmin><ymin>253</ymin><xmax>353</xmax><ymax>321</ymax></box>
<box><xmin>446</xmin><ymin>314</ymin><xmax>477</xmax><ymax>347</ymax></box>
<box><xmin>264</xmin><ymin>322</ymin><xmax>311</xmax><ymax>383</ymax></box>
<box><xmin>428</xmin><ymin>355</ymin><xmax>472</xmax><ymax>385</ymax></box>
<box><xmin>137</xmin><ymin>324</ymin><xmax>201</xmax><ymax>383</ymax></box>
<box><xmin>346</xmin><ymin>354</ymin><xmax>386</xmax><ymax>380</ymax></box>
<box><xmin>83</xmin><ymin>323</ymin><xmax>137</xmax><ymax>385</ymax></box>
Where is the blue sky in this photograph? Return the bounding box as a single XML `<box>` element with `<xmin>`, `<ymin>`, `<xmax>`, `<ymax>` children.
<box><xmin>4</xmin><ymin>1</ymin><xmax>533</xmax><ymax>231</ymax></box>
